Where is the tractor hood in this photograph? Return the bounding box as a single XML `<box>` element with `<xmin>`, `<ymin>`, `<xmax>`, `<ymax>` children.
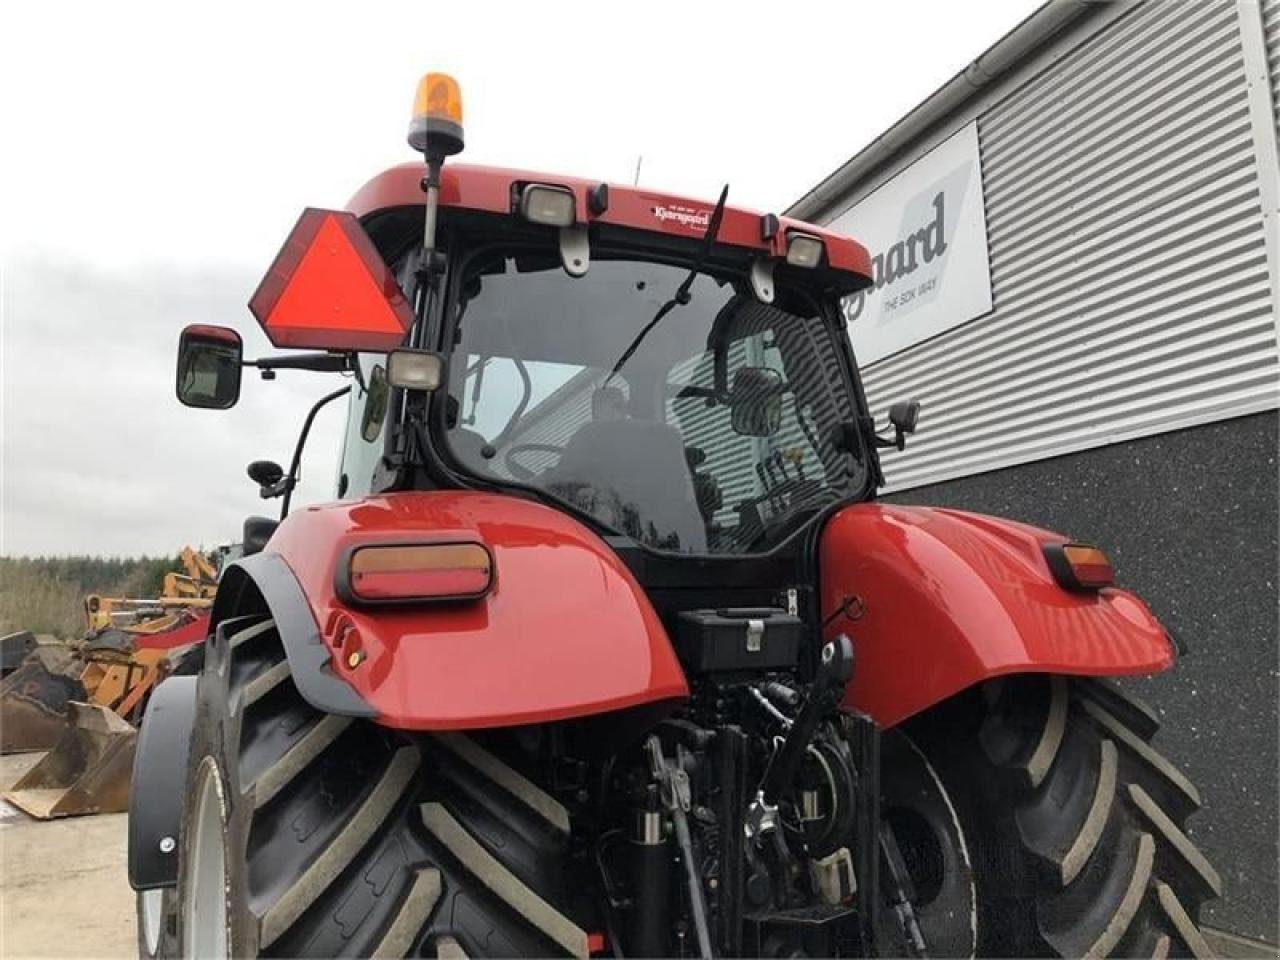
<box><xmin>820</xmin><ymin>503</ymin><xmax>1174</xmax><ymax>727</ymax></box>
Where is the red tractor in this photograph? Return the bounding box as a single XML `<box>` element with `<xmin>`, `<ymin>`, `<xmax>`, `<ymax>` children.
<box><xmin>129</xmin><ymin>74</ymin><xmax>1219</xmax><ymax>958</ymax></box>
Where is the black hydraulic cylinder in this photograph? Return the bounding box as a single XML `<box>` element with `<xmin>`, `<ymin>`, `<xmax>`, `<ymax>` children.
<box><xmin>848</xmin><ymin>710</ymin><xmax>881</xmax><ymax>956</ymax></box>
<box><xmin>627</xmin><ymin>792</ymin><xmax>670</xmax><ymax>958</ymax></box>
<box><xmin>715</xmin><ymin>726</ymin><xmax>749</xmax><ymax>956</ymax></box>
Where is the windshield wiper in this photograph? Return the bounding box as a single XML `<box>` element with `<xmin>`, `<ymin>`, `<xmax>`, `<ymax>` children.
<box><xmin>607</xmin><ymin>184</ymin><xmax>730</xmax><ymax>381</ymax></box>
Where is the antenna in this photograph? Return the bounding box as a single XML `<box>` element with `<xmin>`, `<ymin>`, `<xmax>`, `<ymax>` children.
<box><xmin>633</xmin><ymin>155</ymin><xmax>643</xmax><ymax>186</ymax></box>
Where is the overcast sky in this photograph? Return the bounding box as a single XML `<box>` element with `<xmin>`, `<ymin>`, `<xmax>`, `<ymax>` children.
<box><xmin>1</xmin><ymin>0</ymin><xmax>1036</xmax><ymax>557</ymax></box>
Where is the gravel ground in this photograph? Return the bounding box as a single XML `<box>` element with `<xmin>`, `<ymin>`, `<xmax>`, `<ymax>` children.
<box><xmin>0</xmin><ymin>753</ymin><xmax>133</xmax><ymax>959</ymax></box>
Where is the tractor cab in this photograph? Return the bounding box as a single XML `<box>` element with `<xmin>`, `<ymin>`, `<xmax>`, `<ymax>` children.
<box><xmin>405</xmin><ymin>213</ymin><xmax>873</xmax><ymax>557</ymax></box>
<box><xmin>176</xmin><ymin>73</ymin><xmax>899</xmax><ymax>576</ymax></box>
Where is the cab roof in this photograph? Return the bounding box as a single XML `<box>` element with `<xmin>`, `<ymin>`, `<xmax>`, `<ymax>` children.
<box><xmin>347</xmin><ymin>163</ymin><xmax>873</xmax><ymax>292</ymax></box>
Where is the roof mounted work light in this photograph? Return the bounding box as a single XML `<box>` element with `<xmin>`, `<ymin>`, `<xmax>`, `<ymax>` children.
<box><xmin>519</xmin><ymin>184</ymin><xmax>577</xmax><ymax>227</ymax></box>
<box><xmin>786</xmin><ymin>232</ymin><xmax>825</xmax><ymax>268</ymax></box>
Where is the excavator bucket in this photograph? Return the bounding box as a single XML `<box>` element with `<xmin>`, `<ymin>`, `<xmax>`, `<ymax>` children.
<box><xmin>3</xmin><ymin>702</ymin><xmax>137</xmax><ymax>819</ymax></box>
<box><xmin>1</xmin><ymin>631</ymin><xmax>38</xmax><ymax>677</ymax></box>
<box><xmin>0</xmin><ymin>648</ymin><xmax>88</xmax><ymax>754</ymax></box>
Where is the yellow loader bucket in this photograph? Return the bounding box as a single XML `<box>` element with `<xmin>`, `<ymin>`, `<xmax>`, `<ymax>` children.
<box><xmin>3</xmin><ymin>702</ymin><xmax>137</xmax><ymax>819</ymax></box>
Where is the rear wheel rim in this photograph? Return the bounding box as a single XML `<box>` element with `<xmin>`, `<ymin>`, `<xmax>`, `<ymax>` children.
<box><xmin>139</xmin><ymin>889</ymin><xmax>164</xmax><ymax>956</ymax></box>
<box><xmin>184</xmin><ymin>761</ymin><xmax>229</xmax><ymax>959</ymax></box>
<box><xmin>880</xmin><ymin>731</ymin><xmax>977</xmax><ymax>958</ymax></box>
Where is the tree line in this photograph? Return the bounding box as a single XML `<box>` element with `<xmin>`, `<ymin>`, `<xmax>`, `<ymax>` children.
<box><xmin>0</xmin><ymin>554</ymin><xmax>187</xmax><ymax>639</ymax></box>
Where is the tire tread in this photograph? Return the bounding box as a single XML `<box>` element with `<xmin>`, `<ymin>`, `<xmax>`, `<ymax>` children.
<box><xmin>975</xmin><ymin>676</ymin><xmax>1218</xmax><ymax>958</ymax></box>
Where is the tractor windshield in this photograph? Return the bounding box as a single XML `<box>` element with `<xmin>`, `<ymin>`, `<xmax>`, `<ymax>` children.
<box><xmin>443</xmin><ymin>250</ymin><xmax>868</xmax><ymax>555</ymax></box>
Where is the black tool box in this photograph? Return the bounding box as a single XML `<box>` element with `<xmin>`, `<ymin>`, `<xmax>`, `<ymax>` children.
<box><xmin>674</xmin><ymin>607</ymin><xmax>802</xmax><ymax>673</ymax></box>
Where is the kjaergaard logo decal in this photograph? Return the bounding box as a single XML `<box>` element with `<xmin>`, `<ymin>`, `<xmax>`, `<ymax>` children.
<box><xmin>652</xmin><ymin>204</ymin><xmax>711</xmax><ymax>229</ymax></box>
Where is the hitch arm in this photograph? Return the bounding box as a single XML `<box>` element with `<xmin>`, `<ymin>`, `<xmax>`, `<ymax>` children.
<box><xmin>759</xmin><ymin>634</ymin><xmax>854</xmax><ymax>805</ymax></box>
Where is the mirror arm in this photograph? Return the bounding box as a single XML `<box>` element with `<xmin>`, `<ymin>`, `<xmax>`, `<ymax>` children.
<box><xmin>278</xmin><ymin>384</ymin><xmax>353</xmax><ymax>520</ymax></box>
<box><xmin>258</xmin><ymin>476</ymin><xmax>295</xmax><ymax>501</ymax></box>
<box><xmin>246</xmin><ymin>352</ymin><xmax>357</xmax><ymax>378</ymax></box>
<box><xmin>856</xmin><ymin>413</ymin><xmax>914</xmax><ymax>452</ymax></box>
<box><xmin>885</xmin><ymin>431</ymin><xmax>907</xmax><ymax>452</ymax></box>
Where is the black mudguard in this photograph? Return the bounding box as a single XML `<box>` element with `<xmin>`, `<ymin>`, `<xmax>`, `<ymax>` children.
<box><xmin>213</xmin><ymin>552</ymin><xmax>375</xmax><ymax>719</ymax></box>
<box><xmin>127</xmin><ymin>675</ymin><xmax>198</xmax><ymax>891</ymax></box>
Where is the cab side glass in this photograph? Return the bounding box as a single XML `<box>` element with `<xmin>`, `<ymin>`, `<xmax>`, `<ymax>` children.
<box><xmin>729</xmin><ymin>366</ymin><xmax>784</xmax><ymax>437</ymax></box>
<box><xmin>176</xmin><ymin>324</ymin><xmax>243</xmax><ymax>409</ymax></box>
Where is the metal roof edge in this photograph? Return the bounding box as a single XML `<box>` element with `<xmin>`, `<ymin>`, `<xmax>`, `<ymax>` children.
<box><xmin>785</xmin><ymin>0</ymin><xmax>1099</xmax><ymax>222</ymax></box>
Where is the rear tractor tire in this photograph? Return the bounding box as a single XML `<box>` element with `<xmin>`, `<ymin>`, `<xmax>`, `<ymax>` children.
<box><xmin>152</xmin><ymin>615</ymin><xmax>593</xmax><ymax>958</ymax></box>
<box><xmin>885</xmin><ymin>674</ymin><xmax>1219</xmax><ymax>958</ymax></box>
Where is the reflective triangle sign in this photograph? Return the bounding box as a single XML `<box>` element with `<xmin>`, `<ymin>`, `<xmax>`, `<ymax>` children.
<box><xmin>249</xmin><ymin>208</ymin><xmax>414</xmax><ymax>351</ymax></box>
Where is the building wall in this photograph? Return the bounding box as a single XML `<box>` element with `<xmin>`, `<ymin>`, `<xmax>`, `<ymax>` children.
<box><xmin>1266</xmin><ymin>0</ymin><xmax>1280</xmax><ymax>130</ymax></box>
<box><xmin>821</xmin><ymin>0</ymin><xmax>1280</xmax><ymax>494</ymax></box>
<box><xmin>795</xmin><ymin>0</ymin><xmax>1280</xmax><ymax>942</ymax></box>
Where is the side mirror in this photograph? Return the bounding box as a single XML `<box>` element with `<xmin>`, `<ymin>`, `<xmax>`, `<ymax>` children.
<box><xmin>889</xmin><ymin>400</ymin><xmax>920</xmax><ymax>435</ymax></box>
<box><xmin>247</xmin><ymin>460</ymin><xmax>290</xmax><ymax>499</ymax></box>
<box><xmin>176</xmin><ymin>325</ymin><xmax>243</xmax><ymax>409</ymax></box>
<box><xmin>730</xmin><ymin>367</ymin><xmax>784</xmax><ymax>437</ymax></box>
<box><xmin>886</xmin><ymin>399</ymin><xmax>921</xmax><ymax>451</ymax></box>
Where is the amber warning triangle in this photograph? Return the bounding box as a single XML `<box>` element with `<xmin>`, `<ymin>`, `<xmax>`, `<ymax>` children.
<box><xmin>249</xmin><ymin>208</ymin><xmax>414</xmax><ymax>351</ymax></box>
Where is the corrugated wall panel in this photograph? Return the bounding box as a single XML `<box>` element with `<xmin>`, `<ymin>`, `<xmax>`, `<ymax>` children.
<box><xmin>862</xmin><ymin>0</ymin><xmax>1278</xmax><ymax>491</ymax></box>
<box><xmin>1265</xmin><ymin>0</ymin><xmax>1280</xmax><ymax>129</ymax></box>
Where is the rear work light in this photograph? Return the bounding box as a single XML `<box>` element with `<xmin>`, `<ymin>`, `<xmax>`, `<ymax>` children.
<box><xmin>519</xmin><ymin>184</ymin><xmax>577</xmax><ymax>227</ymax></box>
<box><xmin>785</xmin><ymin>232</ymin><xmax>825</xmax><ymax>268</ymax></box>
<box><xmin>1045</xmin><ymin>542</ymin><xmax>1115</xmax><ymax>591</ymax></box>
<box><xmin>338</xmin><ymin>542</ymin><xmax>494</xmax><ymax>605</ymax></box>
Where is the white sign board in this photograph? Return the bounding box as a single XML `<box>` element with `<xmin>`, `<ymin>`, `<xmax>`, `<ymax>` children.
<box><xmin>828</xmin><ymin>122</ymin><xmax>992</xmax><ymax>365</ymax></box>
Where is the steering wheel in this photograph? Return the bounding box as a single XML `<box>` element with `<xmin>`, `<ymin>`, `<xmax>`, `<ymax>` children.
<box><xmin>504</xmin><ymin>442</ymin><xmax>566</xmax><ymax>481</ymax></box>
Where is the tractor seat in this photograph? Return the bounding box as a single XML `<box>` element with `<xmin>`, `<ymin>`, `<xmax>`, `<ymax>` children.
<box><xmin>444</xmin><ymin>394</ymin><xmax>490</xmax><ymax>471</ymax></box>
<box><xmin>545</xmin><ymin>420</ymin><xmax>707</xmax><ymax>552</ymax></box>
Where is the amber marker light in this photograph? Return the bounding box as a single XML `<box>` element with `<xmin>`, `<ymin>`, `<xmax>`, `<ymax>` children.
<box><xmin>1045</xmin><ymin>542</ymin><xmax>1115</xmax><ymax>591</ymax></box>
<box><xmin>339</xmin><ymin>542</ymin><xmax>493</xmax><ymax>605</ymax></box>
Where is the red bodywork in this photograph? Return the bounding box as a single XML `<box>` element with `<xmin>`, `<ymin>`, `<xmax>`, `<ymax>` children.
<box><xmin>820</xmin><ymin>504</ymin><xmax>1174</xmax><ymax>728</ymax></box>
<box><xmin>346</xmin><ymin>163</ymin><xmax>873</xmax><ymax>281</ymax></box>
<box><xmin>265</xmin><ymin>490</ymin><xmax>688</xmax><ymax>730</ymax></box>
<box><xmin>236</xmin><ymin>165</ymin><xmax>1172</xmax><ymax>731</ymax></box>
<box><xmin>132</xmin><ymin>611</ymin><xmax>211</xmax><ymax>652</ymax></box>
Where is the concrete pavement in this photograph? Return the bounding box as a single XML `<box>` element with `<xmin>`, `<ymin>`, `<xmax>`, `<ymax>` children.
<box><xmin>0</xmin><ymin>754</ymin><xmax>134</xmax><ymax>959</ymax></box>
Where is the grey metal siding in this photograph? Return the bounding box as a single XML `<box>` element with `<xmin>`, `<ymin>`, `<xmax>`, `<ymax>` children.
<box><xmin>859</xmin><ymin>0</ymin><xmax>1279</xmax><ymax>491</ymax></box>
<box><xmin>1265</xmin><ymin>0</ymin><xmax>1280</xmax><ymax>129</ymax></box>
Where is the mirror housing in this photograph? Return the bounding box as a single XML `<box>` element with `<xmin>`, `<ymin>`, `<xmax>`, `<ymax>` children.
<box><xmin>887</xmin><ymin>399</ymin><xmax>921</xmax><ymax>451</ymax></box>
<box><xmin>176</xmin><ymin>325</ymin><xmax>243</xmax><ymax>409</ymax></box>
<box><xmin>247</xmin><ymin>460</ymin><xmax>290</xmax><ymax>499</ymax></box>
<box><xmin>730</xmin><ymin>367</ymin><xmax>784</xmax><ymax>437</ymax></box>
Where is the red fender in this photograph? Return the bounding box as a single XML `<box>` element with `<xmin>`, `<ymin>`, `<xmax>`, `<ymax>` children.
<box><xmin>820</xmin><ymin>504</ymin><xmax>1175</xmax><ymax>728</ymax></box>
<box><xmin>264</xmin><ymin>491</ymin><xmax>688</xmax><ymax>730</ymax></box>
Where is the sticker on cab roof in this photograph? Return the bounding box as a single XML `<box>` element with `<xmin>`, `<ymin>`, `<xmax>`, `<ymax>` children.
<box><xmin>651</xmin><ymin>203</ymin><xmax>711</xmax><ymax>231</ymax></box>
